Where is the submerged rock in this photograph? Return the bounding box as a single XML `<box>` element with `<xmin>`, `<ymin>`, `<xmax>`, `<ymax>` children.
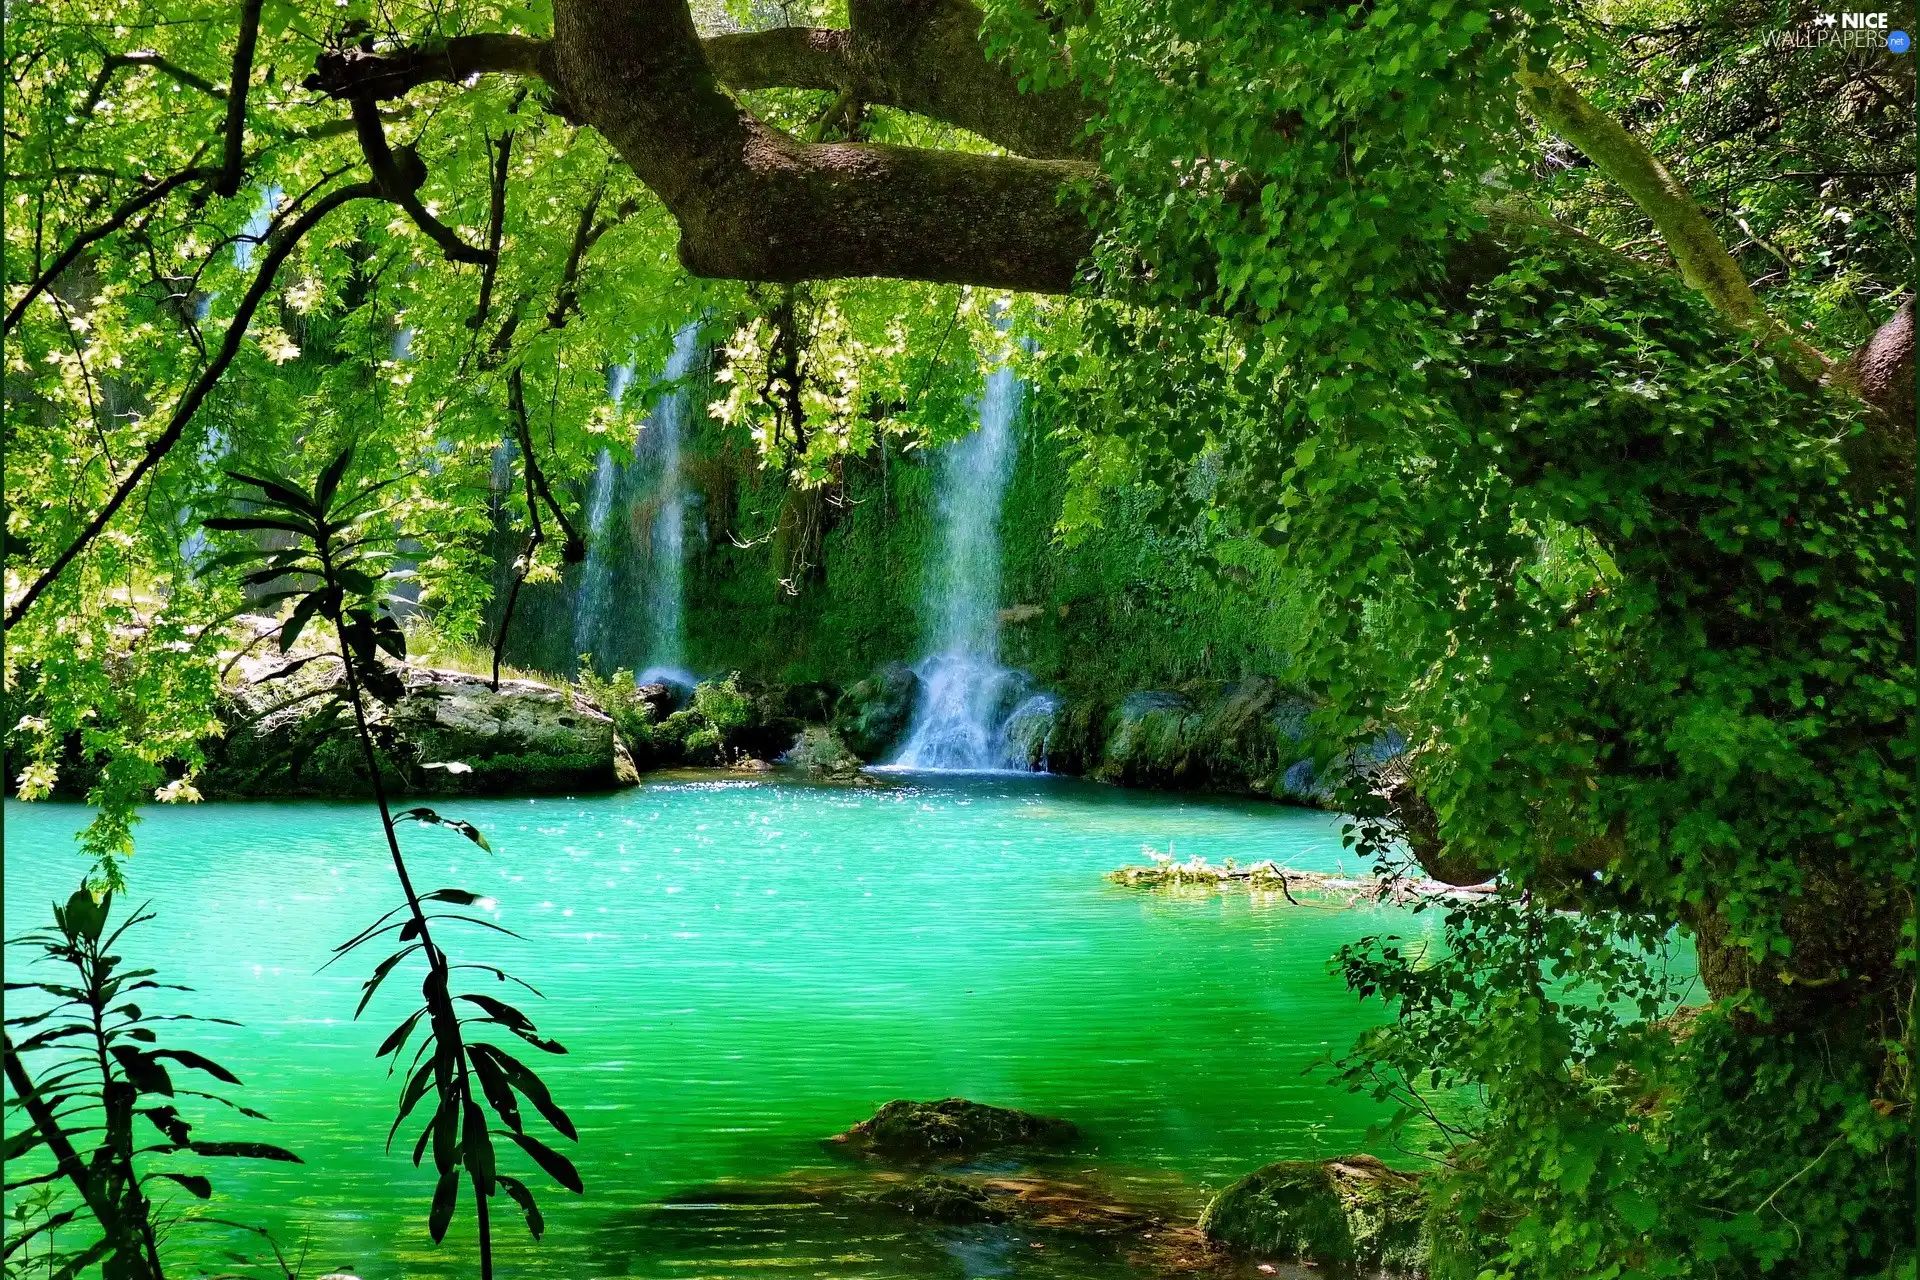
<box><xmin>1199</xmin><ymin>1154</ymin><xmax>1426</xmax><ymax>1274</ymax></box>
<box><xmin>832</xmin><ymin>661</ymin><xmax>920</xmax><ymax>759</ymax></box>
<box><xmin>830</xmin><ymin>1098</ymin><xmax>1079</xmax><ymax>1160</ymax></box>
<box><xmin>202</xmin><ymin>663</ymin><xmax>620</xmax><ymax>798</ymax></box>
<box><xmin>868</xmin><ymin>1174</ymin><xmax>1010</xmax><ymax>1224</ymax></box>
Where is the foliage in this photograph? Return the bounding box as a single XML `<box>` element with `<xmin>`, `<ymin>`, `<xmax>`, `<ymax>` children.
<box><xmin>208</xmin><ymin>450</ymin><xmax>581</xmax><ymax>1274</ymax></box>
<box><xmin>976</xmin><ymin>0</ymin><xmax>1913</xmax><ymax>1274</ymax></box>
<box><xmin>3</xmin><ymin>886</ymin><xmax>301</xmax><ymax>1280</ymax></box>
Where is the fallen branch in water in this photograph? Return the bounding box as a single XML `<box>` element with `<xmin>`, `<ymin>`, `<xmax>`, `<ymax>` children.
<box><xmin>1107</xmin><ymin>855</ymin><xmax>1496</xmax><ymax>907</ymax></box>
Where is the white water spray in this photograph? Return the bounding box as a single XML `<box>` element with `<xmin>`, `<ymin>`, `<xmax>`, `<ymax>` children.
<box><xmin>890</xmin><ymin>364</ymin><xmax>1051</xmax><ymax>771</ymax></box>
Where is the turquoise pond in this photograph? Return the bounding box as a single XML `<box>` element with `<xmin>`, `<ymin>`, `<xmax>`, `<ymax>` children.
<box><xmin>3</xmin><ymin>773</ymin><xmax>1445</xmax><ymax>1278</ymax></box>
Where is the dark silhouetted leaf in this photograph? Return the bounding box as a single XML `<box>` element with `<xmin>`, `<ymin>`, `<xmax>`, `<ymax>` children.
<box><xmin>140</xmin><ymin>1106</ymin><xmax>192</xmax><ymax>1145</ymax></box>
<box><xmin>463</xmin><ymin>1097</ymin><xmax>495</xmax><ymax>1195</ymax></box>
<box><xmin>150</xmin><ymin>1171</ymin><xmax>213</xmax><ymax>1199</ymax></box>
<box><xmin>225</xmin><ymin>468</ymin><xmax>315</xmax><ymax>512</ymax></box>
<box><xmin>468</xmin><ymin>1042</ymin><xmax>575</xmax><ymax>1140</ymax></box>
<box><xmin>388</xmin><ymin>1060</ymin><xmax>436</xmax><ymax>1151</ymax></box>
<box><xmin>185</xmin><ymin>1141</ymin><xmax>301</xmax><ymax>1162</ymax></box>
<box><xmin>109</xmin><ymin>1045</ymin><xmax>174</xmax><ymax>1096</ymax></box>
<box><xmin>497</xmin><ymin>1173</ymin><xmax>545</xmax><ymax>1240</ymax></box>
<box><xmin>376</xmin><ymin>1008</ymin><xmax>426</xmax><ymax>1059</ymax></box>
<box><xmin>395</xmin><ymin>808</ymin><xmax>492</xmax><ymax>852</ymax></box>
<box><xmin>467</xmin><ymin>1045</ymin><xmax>522</xmax><ymax>1133</ymax></box>
<box><xmin>313</xmin><ymin>448</ymin><xmax>354</xmax><ymax>511</ymax></box>
<box><xmin>149</xmin><ymin>1049</ymin><xmax>241</xmax><ymax>1085</ymax></box>
<box><xmin>428</xmin><ymin>1167</ymin><xmax>460</xmax><ymax>1242</ymax></box>
<box><xmin>359</xmin><ymin>946</ymin><xmax>423</xmax><ymax>1019</ymax></box>
<box><xmin>502</xmin><ymin>1129</ymin><xmax>582</xmax><ymax>1193</ymax></box>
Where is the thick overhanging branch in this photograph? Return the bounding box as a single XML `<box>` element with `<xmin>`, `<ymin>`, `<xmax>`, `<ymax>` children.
<box><xmin>548</xmin><ymin>0</ymin><xmax>1097</xmax><ymax>290</ymax></box>
<box><xmin>350</xmin><ymin>97</ymin><xmax>492</xmax><ymax>264</ymax></box>
<box><xmin>309</xmin><ymin>1</ymin><xmax>1093</xmax><ymax>161</ymax></box>
<box><xmin>1516</xmin><ymin>67</ymin><xmax>1833</xmax><ymax>384</ymax></box>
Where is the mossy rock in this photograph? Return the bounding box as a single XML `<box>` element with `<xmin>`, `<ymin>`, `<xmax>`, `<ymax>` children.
<box><xmin>831</xmin><ymin>1098</ymin><xmax>1078</xmax><ymax>1161</ymax></box>
<box><xmin>1198</xmin><ymin>1154</ymin><xmax>1427</xmax><ymax>1274</ymax></box>
<box><xmin>832</xmin><ymin>662</ymin><xmax>920</xmax><ymax>760</ymax></box>
<box><xmin>202</xmin><ymin>665</ymin><xmax>620</xmax><ymax>798</ymax></box>
<box><xmin>867</xmin><ymin>1175</ymin><xmax>1009</xmax><ymax>1224</ymax></box>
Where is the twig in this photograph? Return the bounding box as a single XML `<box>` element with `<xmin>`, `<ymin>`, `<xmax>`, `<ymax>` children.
<box><xmin>6</xmin><ymin>182</ymin><xmax>382</xmax><ymax>630</ymax></box>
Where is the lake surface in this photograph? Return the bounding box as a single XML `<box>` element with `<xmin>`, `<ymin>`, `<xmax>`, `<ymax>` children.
<box><xmin>3</xmin><ymin>774</ymin><xmax>1436</xmax><ymax>1279</ymax></box>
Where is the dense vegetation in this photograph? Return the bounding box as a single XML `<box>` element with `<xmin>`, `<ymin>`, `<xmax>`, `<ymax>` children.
<box><xmin>4</xmin><ymin>0</ymin><xmax>1911</xmax><ymax>1277</ymax></box>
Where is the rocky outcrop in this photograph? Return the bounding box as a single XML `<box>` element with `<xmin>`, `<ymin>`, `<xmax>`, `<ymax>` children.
<box><xmin>1199</xmin><ymin>1154</ymin><xmax>1427</xmax><ymax>1275</ymax></box>
<box><xmin>868</xmin><ymin>1174</ymin><xmax>1010</xmax><ymax>1224</ymax></box>
<box><xmin>201</xmin><ymin>662</ymin><xmax>622</xmax><ymax>798</ymax></box>
<box><xmin>831</xmin><ymin>662</ymin><xmax>919</xmax><ymax>760</ymax></box>
<box><xmin>829</xmin><ymin>1098</ymin><xmax>1079</xmax><ymax>1161</ymax></box>
<box><xmin>1084</xmin><ymin>679</ymin><xmax>1325</xmax><ymax>801</ymax></box>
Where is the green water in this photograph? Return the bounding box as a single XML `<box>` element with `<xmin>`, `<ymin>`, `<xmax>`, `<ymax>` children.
<box><xmin>3</xmin><ymin>775</ymin><xmax>1434</xmax><ymax>1279</ymax></box>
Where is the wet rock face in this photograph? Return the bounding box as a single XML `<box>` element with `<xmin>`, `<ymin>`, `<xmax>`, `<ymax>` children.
<box><xmin>830</xmin><ymin>1098</ymin><xmax>1079</xmax><ymax>1161</ymax></box>
<box><xmin>831</xmin><ymin>662</ymin><xmax>921</xmax><ymax>759</ymax></box>
<box><xmin>202</xmin><ymin>664</ymin><xmax>620</xmax><ymax>798</ymax></box>
<box><xmin>1198</xmin><ymin>1155</ymin><xmax>1427</xmax><ymax>1275</ymax></box>
<box><xmin>1087</xmin><ymin>678</ymin><xmax>1324</xmax><ymax>800</ymax></box>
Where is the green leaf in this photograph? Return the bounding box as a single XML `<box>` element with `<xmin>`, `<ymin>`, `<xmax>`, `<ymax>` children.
<box><xmin>149</xmin><ymin>1049</ymin><xmax>241</xmax><ymax>1085</ymax></box>
<box><xmin>313</xmin><ymin>448</ymin><xmax>355</xmax><ymax>511</ymax></box>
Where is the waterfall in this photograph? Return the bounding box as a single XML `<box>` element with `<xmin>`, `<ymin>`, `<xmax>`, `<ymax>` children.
<box><xmin>889</xmin><ymin>364</ymin><xmax>1050</xmax><ymax>771</ymax></box>
<box><xmin>636</xmin><ymin>323</ymin><xmax>699</xmax><ymax>687</ymax></box>
<box><xmin>569</xmin><ymin>323</ymin><xmax>701</xmax><ymax>688</ymax></box>
<box><xmin>571</xmin><ymin>448</ymin><xmax>621</xmax><ymax>666</ymax></box>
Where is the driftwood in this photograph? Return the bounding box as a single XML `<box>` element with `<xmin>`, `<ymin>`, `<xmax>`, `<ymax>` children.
<box><xmin>1107</xmin><ymin>854</ymin><xmax>1496</xmax><ymax>908</ymax></box>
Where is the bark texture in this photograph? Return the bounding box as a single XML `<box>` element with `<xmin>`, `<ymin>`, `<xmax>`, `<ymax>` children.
<box><xmin>547</xmin><ymin>0</ymin><xmax>1097</xmax><ymax>289</ymax></box>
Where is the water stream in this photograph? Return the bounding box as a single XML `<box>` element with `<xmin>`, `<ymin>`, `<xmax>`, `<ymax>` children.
<box><xmin>572</xmin><ymin>324</ymin><xmax>702</xmax><ymax>686</ymax></box>
<box><xmin>892</xmin><ymin>365</ymin><xmax>1054</xmax><ymax>770</ymax></box>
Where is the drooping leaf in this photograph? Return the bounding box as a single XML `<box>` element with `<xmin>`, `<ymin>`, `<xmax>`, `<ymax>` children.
<box><xmin>388</xmin><ymin>1060</ymin><xmax>438</xmax><ymax>1150</ymax></box>
<box><xmin>109</xmin><ymin>1045</ymin><xmax>174</xmax><ymax>1096</ymax></box>
<box><xmin>149</xmin><ymin>1171</ymin><xmax>213</xmax><ymax>1199</ymax></box>
<box><xmin>428</xmin><ymin>1166</ymin><xmax>460</xmax><ymax>1243</ymax></box>
<box><xmin>394</xmin><ymin>808</ymin><xmax>493</xmax><ymax>852</ymax></box>
<box><xmin>497</xmin><ymin>1173</ymin><xmax>545</xmax><ymax>1240</ymax></box>
<box><xmin>466</xmin><ymin>1044</ymin><xmax>523</xmax><ymax>1133</ymax></box>
<box><xmin>149</xmin><ymin>1049</ymin><xmax>242</xmax><ymax>1085</ymax></box>
<box><xmin>462</xmin><ymin>1096</ymin><xmax>496</xmax><ymax>1195</ymax></box>
<box><xmin>501</xmin><ymin>1129</ymin><xmax>583</xmax><ymax>1193</ymax></box>
<box><xmin>468</xmin><ymin>1041</ymin><xmax>575</xmax><ymax>1140</ymax></box>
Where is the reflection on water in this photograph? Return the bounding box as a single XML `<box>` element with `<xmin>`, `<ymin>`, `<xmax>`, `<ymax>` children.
<box><xmin>3</xmin><ymin>775</ymin><xmax>1432</xmax><ymax>1278</ymax></box>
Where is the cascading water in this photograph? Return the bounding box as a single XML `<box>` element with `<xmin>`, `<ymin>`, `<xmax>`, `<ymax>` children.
<box><xmin>636</xmin><ymin>323</ymin><xmax>699</xmax><ymax>687</ymax></box>
<box><xmin>889</xmin><ymin>364</ymin><xmax>1056</xmax><ymax>771</ymax></box>
<box><xmin>571</xmin><ymin>447</ymin><xmax>621</xmax><ymax>665</ymax></box>
<box><xmin>570</xmin><ymin>323</ymin><xmax>702</xmax><ymax>688</ymax></box>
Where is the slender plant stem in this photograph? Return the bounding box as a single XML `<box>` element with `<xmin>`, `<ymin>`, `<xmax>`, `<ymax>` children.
<box><xmin>318</xmin><ymin>529</ymin><xmax>493</xmax><ymax>1280</ymax></box>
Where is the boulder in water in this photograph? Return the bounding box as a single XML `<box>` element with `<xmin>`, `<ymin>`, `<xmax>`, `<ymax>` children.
<box><xmin>867</xmin><ymin>1174</ymin><xmax>1010</xmax><ymax>1224</ymax></box>
<box><xmin>1198</xmin><ymin>1154</ymin><xmax>1426</xmax><ymax>1274</ymax></box>
<box><xmin>830</xmin><ymin>1098</ymin><xmax>1078</xmax><ymax>1160</ymax></box>
<box><xmin>832</xmin><ymin>662</ymin><xmax>920</xmax><ymax>760</ymax></box>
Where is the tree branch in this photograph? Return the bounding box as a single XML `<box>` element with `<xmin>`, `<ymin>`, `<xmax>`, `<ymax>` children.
<box><xmin>306</xmin><ymin>34</ymin><xmax>553</xmax><ymax>101</ymax></box>
<box><xmin>350</xmin><ymin>96</ymin><xmax>492</xmax><ymax>264</ymax></box>
<box><xmin>506</xmin><ymin>368</ymin><xmax>586</xmax><ymax>563</ymax></box>
<box><xmin>3</xmin><ymin>165</ymin><xmax>214</xmax><ymax>337</ymax></box>
<box><xmin>216</xmin><ymin>0</ymin><xmax>266</xmax><ymax>197</ymax></box>
<box><xmin>2</xmin><ymin>1034</ymin><xmax>116</xmax><ymax>1233</ymax></box>
<box><xmin>6</xmin><ymin>183</ymin><xmax>383</xmax><ymax>631</ymax></box>
<box><xmin>1516</xmin><ymin>66</ymin><xmax>1833</xmax><ymax>384</ymax></box>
